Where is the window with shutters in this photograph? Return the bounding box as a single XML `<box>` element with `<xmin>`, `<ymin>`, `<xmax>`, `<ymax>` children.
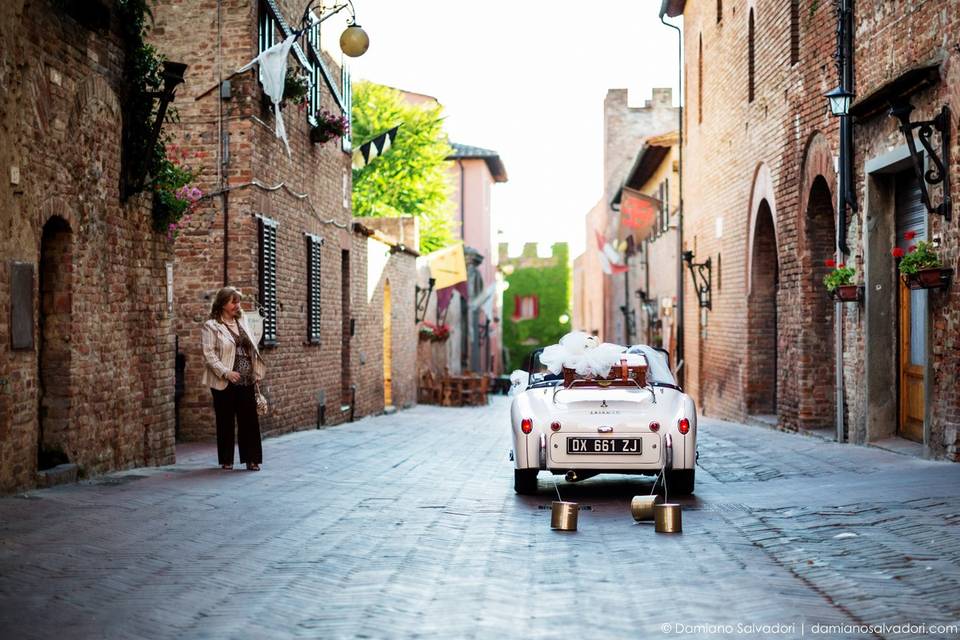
<box><xmin>306</xmin><ymin>14</ymin><xmax>321</xmax><ymax>122</ymax></box>
<box><xmin>748</xmin><ymin>9</ymin><xmax>755</xmax><ymax>102</ymax></box>
<box><xmin>513</xmin><ymin>295</ymin><xmax>539</xmax><ymax>321</ymax></box>
<box><xmin>258</xmin><ymin>1</ymin><xmax>277</xmax><ymax>54</ymax></box>
<box><xmin>662</xmin><ymin>178</ymin><xmax>670</xmax><ymax>233</ymax></box>
<box><xmin>258</xmin><ymin>216</ymin><xmax>279</xmax><ymax>346</ymax></box>
<box><xmin>306</xmin><ymin>234</ymin><xmax>322</xmax><ymax>343</ymax></box>
<box><xmin>789</xmin><ymin>0</ymin><xmax>800</xmax><ymax>66</ymax></box>
<box><xmin>698</xmin><ymin>34</ymin><xmax>703</xmax><ymax>124</ymax></box>
<box><xmin>341</xmin><ymin>63</ymin><xmax>353</xmax><ymax>152</ymax></box>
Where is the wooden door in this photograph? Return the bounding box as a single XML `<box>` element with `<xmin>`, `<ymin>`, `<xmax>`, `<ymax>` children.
<box><xmin>383</xmin><ymin>280</ymin><xmax>392</xmax><ymax>406</ymax></box>
<box><xmin>898</xmin><ymin>280</ymin><xmax>925</xmax><ymax>441</ymax></box>
<box><xmin>895</xmin><ymin>171</ymin><xmax>926</xmax><ymax>442</ymax></box>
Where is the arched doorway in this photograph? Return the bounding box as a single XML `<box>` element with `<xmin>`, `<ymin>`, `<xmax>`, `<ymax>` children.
<box><xmin>800</xmin><ymin>176</ymin><xmax>836</xmax><ymax>428</ymax></box>
<box><xmin>383</xmin><ymin>280</ymin><xmax>392</xmax><ymax>407</ymax></box>
<box><xmin>747</xmin><ymin>200</ymin><xmax>778</xmax><ymax>416</ymax></box>
<box><xmin>38</xmin><ymin>216</ymin><xmax>73</xmax><ymax>469</ymax></box>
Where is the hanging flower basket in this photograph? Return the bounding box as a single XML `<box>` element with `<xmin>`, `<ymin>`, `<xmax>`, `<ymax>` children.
<box><xmin>310</xmin><ymin>108</ymin><xmax>349</xmax><ymax>145</ymax></box>
<box><xmin>894</xmin><ymin>236</ymin><xmax>951</xmax><ymax>291</ymax></box>
<box><xmin>902</xmin><ymin>267</ymin><xmax>953</xmax><ymax>291</ymax></box>
<box><xmin>830</xmin><ymin>284</ymin><xmax>863</xmax><ymax>302</ymax></box>
<box><xmin>419</xmin><ymin>321</ymin><xmax>450</xmax><ymax>343</ymax></box>
<box><xmin>822</xmin><ymin>259</ymin><xmax>858</xmax><ymax>301</ymax></box>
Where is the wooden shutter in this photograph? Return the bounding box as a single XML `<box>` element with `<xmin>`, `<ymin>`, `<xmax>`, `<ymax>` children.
<box><xmin>341</xmin><ymin>64</ymin><xmax>352</xmax><ymax>152</ymax></box>
<box><xmin>306</xmin><ymin>234</ymin><xmax>322</xmax><ymax>343</ymax></box>
<box><xmin>259</xmin><ymin>216</ymin><xmax>279</xmax><ymax>346</ymax></box>
<box><xmin>307</xmin><ymin>14</ymin><xmax>321</xmax><ymax>122</ymax></box>
<box><xmin>258</xmin><ymin>1</ymin><xmax>276</xmax><ymax>54</ymax></box>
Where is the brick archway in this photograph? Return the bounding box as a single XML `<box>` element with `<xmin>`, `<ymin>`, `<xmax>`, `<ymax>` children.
<box><xmin>793</xmin><ymin>132</ymin><xmax>838</xmax><ymax>430</ymax></box>
<box><xmin>38</xmin><ymin>215</ymin><xmax>74</xmax><ymax>470</ymax></box>
<box><xmin>745</xmin><ymin>163</ymin><xmax>780</xmax><ymax>417</ymax></box>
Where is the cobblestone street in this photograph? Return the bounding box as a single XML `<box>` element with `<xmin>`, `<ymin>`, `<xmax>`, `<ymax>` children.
<box><xmin>2</xmin><ymin>397</ymin><xmax>960</xmax><ymax>639</ymax></box>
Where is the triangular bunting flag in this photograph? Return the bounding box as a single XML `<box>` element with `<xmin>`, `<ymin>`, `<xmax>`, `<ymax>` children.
<box><xmin>353</xmin><ymin>125</ymin><xmax>401</xmax><ymax>169</ymax></box>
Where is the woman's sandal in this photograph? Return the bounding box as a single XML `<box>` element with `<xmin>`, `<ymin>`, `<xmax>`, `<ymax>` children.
<box><xmin>221</xmin><ymin>464</ymin><xmax>233</xmax><ymax>470</ymax></box>
<box><xmin>246</xmin><ymin>463</ymin><xmax>261</xmax><ymax>471</ymax></box>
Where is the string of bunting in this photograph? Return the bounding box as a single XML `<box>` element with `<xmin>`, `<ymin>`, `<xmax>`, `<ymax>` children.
<box><xmin>352</xmin><ymin>125</ymin><xmax>401</xmax><ymax>169</ymax></box>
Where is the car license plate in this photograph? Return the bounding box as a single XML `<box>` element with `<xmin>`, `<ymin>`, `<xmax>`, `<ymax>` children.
<box><xmin>567</xmin><ymin>437</ymin><xmax>643</xmax><ymax>454</ymax></box>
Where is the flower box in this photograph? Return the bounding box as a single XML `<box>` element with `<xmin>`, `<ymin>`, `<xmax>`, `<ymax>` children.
<box><xmin>830</xmin><ymin>284</ymin><xmax>862</xmax><ymax>302</ymax></box>
<box><xmin>902</xmin><ymin>267</ymin><xmax>953</xmax><ymax>291</ymax></box>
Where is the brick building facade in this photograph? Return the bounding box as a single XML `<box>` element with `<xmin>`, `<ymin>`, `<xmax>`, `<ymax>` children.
<box><xmin>615</xmin><ymin>131</ymin><xmax>681</xmax><ymax>361</ymax></box>
<box><xmin>0</xmin><ymin>1</ymin><xmax>177</xmax><ymax>492</ymax></box>
<box><xmin>666</xmin><ymin>0</ymin><xmax>960</xmax><ymax>459</ymax></box>
<box><xmin>152</xmin><ymin>0</ymin><xmax>417</xmax><ymax>440</ymax></box>
<box><xmin>574</xmin><ymin>88</ymin><xmax>678</xmax><ymax>345</ymax></box>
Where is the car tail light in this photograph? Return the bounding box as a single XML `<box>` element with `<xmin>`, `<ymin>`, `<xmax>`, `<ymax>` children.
<box><xmin>550</xmin><ymin>421</ymin><xmax>562</xmax><ymax>432</ymax></box>
<box><xmin>678</xmin><ymin>418</ymin><xmax>690</xmax><ymax>435</ymax></box>
<box><xmin>648</xmin><ymin>421</ymin><xmax>660</xmax><ymax>433</ymax></box>
<box><xmin>521</xmin><ymin>418</ymin><xmax>533</xmax><ymax>434</ymax></box>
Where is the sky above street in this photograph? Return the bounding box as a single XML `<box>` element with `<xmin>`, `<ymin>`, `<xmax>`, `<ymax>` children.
<box><xmin>324</xmin><ymin>0</ymin><xmax>682</xmax><ymax>259</ymax></box>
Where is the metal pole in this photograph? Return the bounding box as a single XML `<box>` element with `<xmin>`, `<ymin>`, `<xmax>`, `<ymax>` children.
<box><xmin>659</xmin><ymin>8</ymin><xmax>684</xmax><ymax>386</ymax></box>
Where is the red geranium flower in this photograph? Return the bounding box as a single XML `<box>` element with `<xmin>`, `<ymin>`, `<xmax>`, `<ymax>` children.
<box><xmin>824</xmin><ymin>259</ymin><xmax>836</xmax><ymax>268</ymax></box>
<box><xmin>903</xmin><ymin>230</ymin><xmax>917</xmax><ymax>241</ymax></box>
<box><xmin>891</xmin><ymin>247</ymin><xmax>905</xmax><ymax>258</ymax></box>
<box><xmin>838</xmin><ymin>263</ymin><xmax>846</xmax><ymax>269</ymax></box>
<box><xmin>908</xmin><ymin>244</ymin><xmax>917</xmax><ymax>253</ymax></box>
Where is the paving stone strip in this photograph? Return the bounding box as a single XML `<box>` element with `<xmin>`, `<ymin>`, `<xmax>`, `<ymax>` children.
<box><xmin>1</xmin><ymin>401</ymin><xmax>960</xmax><ymax>639</ymax></box>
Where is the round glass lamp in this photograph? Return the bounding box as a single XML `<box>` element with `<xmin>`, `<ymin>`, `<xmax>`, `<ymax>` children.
<box><xmin>340</xmin><ymin>24</ymin><xmax>369</xmax><ymax>57</ymax></box>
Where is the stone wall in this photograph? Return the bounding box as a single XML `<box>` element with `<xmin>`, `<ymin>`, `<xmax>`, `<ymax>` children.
<box><xmin>0</xmin><ymin>0</ymin><xmax>176</xmax><ymax>493</ymax></box>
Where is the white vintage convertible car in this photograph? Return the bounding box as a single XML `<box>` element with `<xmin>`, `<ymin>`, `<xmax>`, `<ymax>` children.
<box><xmin>509</xmin><ymin>345</ymin><xmax>697</xmax><ymax>495</ymax></box>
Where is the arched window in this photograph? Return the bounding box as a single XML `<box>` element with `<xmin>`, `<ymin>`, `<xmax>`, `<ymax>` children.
<box><xmin>748</xmin><ymin>9</ymin><xmax>755</xmax><ymax>102</ymax></box>
<box><xmin>790</xmin><ymin>0</ymin><xmax>800</xmax><ymax>65</ymax></box>
<box><xmin>698</xmin><ymin>34</ymin><xmax>703</xmax><ymax>123</ymax></box>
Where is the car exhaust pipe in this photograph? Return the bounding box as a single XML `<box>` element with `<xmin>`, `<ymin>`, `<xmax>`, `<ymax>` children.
<box><xmin>565</xmin><ymin>470</ymin><xmax>597</xmax><ymax>482</ymax></box>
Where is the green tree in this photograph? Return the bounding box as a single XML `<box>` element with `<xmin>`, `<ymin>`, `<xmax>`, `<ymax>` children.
<box><xmin>351</xmin><ymin>82</ymin><xmax>455</xmax><ymax>253</ymax></box>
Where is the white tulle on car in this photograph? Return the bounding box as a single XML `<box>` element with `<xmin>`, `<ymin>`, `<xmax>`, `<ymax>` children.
<box><xmin>539</xmin><ymin>331</ymin><xmax>642</xmax><ymax>379</ymax></box>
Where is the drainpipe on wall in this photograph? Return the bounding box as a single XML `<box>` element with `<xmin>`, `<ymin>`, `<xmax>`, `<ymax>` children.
<box><xmin>834</xmin><ymin>0</ymin><xmax>855</xmax><ymax>443</ymax></box>
<box><xmin>659</xmin><ymin>3</ymin><xmax>684</xmax><ymax>386</ymax></box>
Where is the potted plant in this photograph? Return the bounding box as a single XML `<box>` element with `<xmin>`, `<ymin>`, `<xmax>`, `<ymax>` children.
<box><xmin>419</xmin><ymin>321</ymin><xmax>451</xmax><ymax>342</ymax></box>
<box><xmin>282</xmin><ymin>68</ymin><xmax>308</xmax><ymax>108</ymax></box>
<box><xmin>310</xmin><ymin>108</ymin><xmax>349</xmax><ymax>145</ymax></box>
<box><xmin>151</xmin><ymin>143</ymin><xmax>203</xmax><ymax>241</ymax></box>
<box><xmin>823</xmin><ymin>259</ymin><xmax>860</xmax><ymax>302</ymax></box>
<box><xmin>894</xmin><ymin>232</ymin><xmax>952</xmax><ymax>290</ymax></box>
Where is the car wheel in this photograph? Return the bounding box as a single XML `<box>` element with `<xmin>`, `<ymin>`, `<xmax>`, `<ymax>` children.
<box><xmin>514</xmin><ymin>469</ymin><xmax>539</xmax><ymax>494</ymax></box>
<box><xmin>662</xmin><ymin>469</ymin><xmax>695</xmax><ymax>496</ymax></box>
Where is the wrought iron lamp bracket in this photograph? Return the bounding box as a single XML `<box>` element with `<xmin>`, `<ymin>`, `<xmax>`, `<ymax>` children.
<box><xmin>682</xmin><ymin>251</ymin><xmax>712</xmax><ymax>310</ymax></box>
<box><xmin>414</xmin><ymin>277</ymin><xmax>435</xmax><ymax>324</ymax></box>
<box><xmin>619</xmin><ymin>304</ymin><xmax>637</xmax><ymax>340</ymax></box>
<box><xmin>890</xmin><ymin>102</ymin><xmax>952</xmax><ymax>221</ymax></box>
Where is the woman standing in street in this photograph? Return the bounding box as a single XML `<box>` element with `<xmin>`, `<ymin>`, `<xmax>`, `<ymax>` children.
<box><xmin>201</xmin><ymin>286</ymin><xmax>266</xmax><ymax>471</ymax></box>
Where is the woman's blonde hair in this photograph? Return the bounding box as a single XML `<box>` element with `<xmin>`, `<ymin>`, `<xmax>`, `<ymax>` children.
<box><xmin>210</xmin><ymin>286</ymin><xmax>244</xmax><ymax>320</ymax></box>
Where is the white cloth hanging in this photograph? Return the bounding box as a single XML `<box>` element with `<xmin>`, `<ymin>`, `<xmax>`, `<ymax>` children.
<box><xmin>237</xmin><ymin>33</ymin><xmax>298</xmax><ymax>157</ymax></box>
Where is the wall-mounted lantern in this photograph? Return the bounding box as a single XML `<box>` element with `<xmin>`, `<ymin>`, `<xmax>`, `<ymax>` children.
<box><xmin>888</xmin><ymin>101</ymin><xmax>951</xmax><ymax>221</ymax></box>
<box><xmin>682</xmin><ymin>250</ymin><xmax>712</xmax><ymax>310</ymax></box>
<box><xmin>415</xmin><ymin>277</ymin><xmax>435</xmax><ymax>323</ymax></box>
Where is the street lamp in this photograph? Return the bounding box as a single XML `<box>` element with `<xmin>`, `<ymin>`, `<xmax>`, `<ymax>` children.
<box><xmin>824</xmin><ymin>86</ymin><xmax>854</xmax><ymax>117</ymax></box>
<box><xmin>299</xmin><ymin>0</ymin><xmax>369</xmax><ymax>57</ymax></box>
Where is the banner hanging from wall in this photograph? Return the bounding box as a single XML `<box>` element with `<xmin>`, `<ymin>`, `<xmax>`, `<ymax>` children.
<box><xmin>620</xmin><ymin>187</ymin><xmax>661</xmax><ymax>241</ymax></box>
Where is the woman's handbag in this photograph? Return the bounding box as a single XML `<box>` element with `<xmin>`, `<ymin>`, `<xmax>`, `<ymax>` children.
<box><xmin>255</xmin><ymin>384</ymin><xmax>269</xmax><ymax>416</ymax></box>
